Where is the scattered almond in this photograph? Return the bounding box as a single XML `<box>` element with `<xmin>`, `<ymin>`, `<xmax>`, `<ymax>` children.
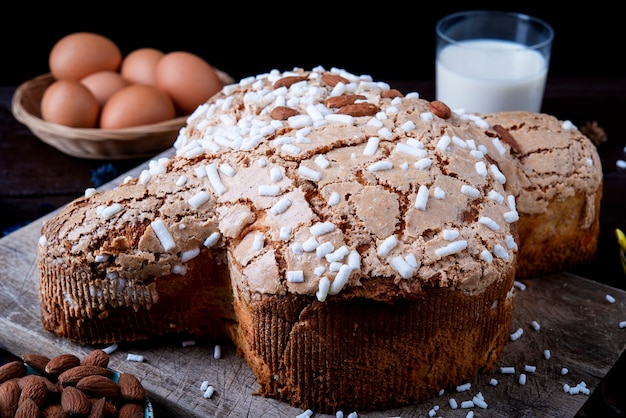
<box><xmin>102</xmin><ymin>399</ymin><xmax>118</xmax><ymax>417</ymax></box>
<box><xmin>0</xmin><ymin>380</ymin><xmax>20</xmax><ymax>418</ymax></box>
<box><xmin>1</xmin><ymin>349</ymin><xmax>146</xmax><ymax>418</ymax></box>
<box><xmin>13</xmin><ymin>398</ymin><xmax>39</xmax><ymax>418</ymax></box>
<box><xmin>381</xmin><ymin>89</ymin><xmax>404</xmax><ymax>99</ymax></box>
<box><xmin>270</xmin><ymin>106</ymin><xmax>299</xmax><ymax>120</ymax></box>
<box><xmin>20</xmin><ymin>354</ymin><xmax>50</xmax><ymax>376</ymax></box>
<box><xmin>336</xmin><ymin>103</ymin><xmax>379</xmax><ymax>117</ymax></box>
<box><xmin>40</xmin><ymin>403</ymin><xmax>66</xmax><ymax>418</ymax></box>
<box><xmin>321</xmin><ymin>73</ymin><xmax>349</xmax><ymax>87</ymax></box>
<box><xmin>18</xmin><ymin>375</ymin><xmax>58</xmax><ymax>395</ymax></box>
<box><xmin>117</xmin><ymin>402</ymin><xmax>143</xmax><ymax>418</ymax></box>
<box><xmin>81</xmin><ymin>350</ymin><xmax>109</xmax><ymax>369</ymax></box>
<box><xmin>0</xmin><ymin>361</ymin><xmax>27</xmax><ymax>384</ymax></box>
<box><xmin>45</xmin><ymin>354</ymin><xmax>80</xmax><ymax>376</ymax></box>
<box><xmin>117</xmin><ymin>373</ymin><xmax>145</xmax><ymax>402</ymax></box>
<box><xmin>429</xmin><ymin>100</ymin><xmax>451</xmax><ymax>119</ymax></box>
<box><xmin>273</xmin><ymin>75</ymin><xmax>308</xmax><ymax>89</ymax></box>
<box><xmin>325</xmin><ymin>94</ymin><xmax>366</xmax><ymax>108</ymax></box>
<box><xmin>492</xmin><ymin>124</ymin><xmax>521</xmax><ymax>154</ymax></box>
<box><xmin>58</xmin><ymin>366</ymin><xmax>112</xmax><ymax>388</ymax></box>
<box><xmin>87</xmin><ymin>397</ymin><xmax>107</xmax><ymax>418</ymax></box>
<box><xmin>76</xmin><ymin>375</ymin><xmax>120</xmax><ymax>399</ymax></box>
<box><xmin>61</xmin><ymin>386</ymin><xmax>91</xmax><ymax>416</ymax></box>
<box><xmin>18</xmin><ymin>376</ymin><xmax>48</xmax><ymax>408</ymax></box>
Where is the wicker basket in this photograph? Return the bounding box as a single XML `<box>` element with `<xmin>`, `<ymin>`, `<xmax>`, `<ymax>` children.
<box><xmin>11</xmin><ymin>71</ymin><xmax>234</xmax><ymax>160</ymax></box>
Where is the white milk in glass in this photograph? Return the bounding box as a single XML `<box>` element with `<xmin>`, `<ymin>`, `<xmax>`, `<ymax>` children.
<box><xmin>436</xmin><ymin>39</ymin><xmax>548</xmax><ymax>113</ymax></box>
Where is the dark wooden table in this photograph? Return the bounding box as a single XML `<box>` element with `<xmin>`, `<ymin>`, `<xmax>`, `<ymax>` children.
<box><xmin>1</xmin><ymin>78</ymin><xmax>625</xmax><ymax>416</ymax></box>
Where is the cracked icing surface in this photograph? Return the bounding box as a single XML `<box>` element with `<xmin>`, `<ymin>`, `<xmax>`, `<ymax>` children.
<box><xmin>480</xmin><ymin>111</ymin><xmax>602</xmax><ymax>227</ymax></box>
<box><xmin>39</xmin><ymin>66</ymin><xmax>602</xmax><ymax>310</ymax></box>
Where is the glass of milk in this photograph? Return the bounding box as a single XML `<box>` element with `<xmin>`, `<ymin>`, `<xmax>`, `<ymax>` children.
<box><xmin>436</xmin><ymin>10</ymin><xmax>554</xmax><ymax>114</ymax></box>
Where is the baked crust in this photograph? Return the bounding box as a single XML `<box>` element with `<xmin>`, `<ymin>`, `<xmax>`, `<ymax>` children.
<box><xmin>480</xmin><ymin>111</ymin><xmax>603</xmax><ymax>278</ymax></box>
<box><xmin>232</xmin><ymin>272</ymin><xmax>514</xmax><ymax>413</ymax></box>
<box><xmin>515</xmin><ymin>191</ymin><xmax>601</xmax><ymax>278</ymax></box>
<box><xmin>36</xmin><ymin>67</ymin><xmax>602</xmax><ymax>413</ymax></box>
<box><xmin>38</xmin><ymin>230</ymin><xmax>236</xmax><ymax>344</ymax></box>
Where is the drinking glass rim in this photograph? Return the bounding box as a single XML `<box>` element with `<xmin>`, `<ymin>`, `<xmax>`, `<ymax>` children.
<box><xmin>436</xmin><ymin>10</ymin><xmax>555</xmax><ymax>51</ymax></box>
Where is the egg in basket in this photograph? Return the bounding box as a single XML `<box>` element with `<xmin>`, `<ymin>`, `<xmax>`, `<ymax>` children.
<box><xmin>12</xmin><ymin>32</ymin><xmax>234</xmax><ymax>160</ymax></box>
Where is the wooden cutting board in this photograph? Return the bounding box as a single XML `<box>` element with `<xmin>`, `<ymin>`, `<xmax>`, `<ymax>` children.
<box><xmin>1</xmin><ymin>154</ymin><xmax>624</xmax><ymax>417</ymax></box>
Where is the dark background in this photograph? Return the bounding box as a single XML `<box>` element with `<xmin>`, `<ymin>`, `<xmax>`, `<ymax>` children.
<box><xmin>1</xmin><ymin>2</ymin><xmax>621</xmax><ymax>90</ymax></box>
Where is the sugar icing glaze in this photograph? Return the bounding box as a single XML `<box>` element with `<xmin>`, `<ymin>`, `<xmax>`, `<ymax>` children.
<box><xmin>41</xmin><ymin>66</ymin><xmax>526</xmax><ymax>308</ymax></box>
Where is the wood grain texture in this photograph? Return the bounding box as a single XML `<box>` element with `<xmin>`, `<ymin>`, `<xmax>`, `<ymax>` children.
<box><xmin>0</xmin><ymin>155</ymin><xmax>624</xmax><ymax>417</ymax></box>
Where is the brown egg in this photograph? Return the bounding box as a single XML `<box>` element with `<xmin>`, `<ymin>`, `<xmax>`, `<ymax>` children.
<box><xmin>120</xmin><ymin>48</ymin><xmax>165</xmax><ymax>86</ymax></box>
<box><xmin>155</xmin><ymin>51</ymin><xmax>223</xmax><ymax>115</ymax></box>
<box><xmin>49</xmin><ymin>32</ymin><xmax>122</xmax><ymax>80</ymax></box>
<box><xmin>81</xmin><ymin>71</ymin><xmax>130</xmax><ymax>106</ymax></box>
<box><xmin>100</xmin><ymin>84</ymin><xmax>176</xmax><ymax>129</ymax></box>
<box><xmin>41</xmin><ymin>79</ymin><xmax>100</xmax><ymax>128</ymax></box>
